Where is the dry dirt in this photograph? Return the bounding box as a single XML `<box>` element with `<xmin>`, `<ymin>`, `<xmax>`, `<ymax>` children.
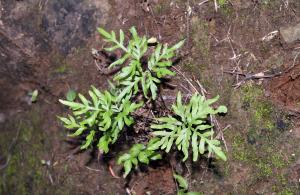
<box><xmin>269</xmin><ymin>63</ymin><xmax>300</xmax><ymax>113</ymax></box>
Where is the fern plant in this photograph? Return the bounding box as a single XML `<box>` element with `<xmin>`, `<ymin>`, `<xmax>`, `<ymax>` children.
<box><xmin>173</xmin><ymin>174</ymin><xmax>202</xmax><ymax>195</ymax></box>
<box><xmin>58</xmin><ymin>86</ymin><xmax>142</xmax><ymax>153</ymax></box>
<box><xmin>149</xmin><ymin>92</ymin><xmax>227</xmax><ymax>161</ymax></box>
<box><xmin>58</xmin><ymin>27</ymin><xmax>228</xmax><ymax>188</ymax></box>
<box><xmin>98</xmin><ymin>27</ymin><xmax>184</xmax><ymax>100</ymax></box>
<box><xmin>117</xmin><ymin>141</ymin><xmax>162</xmax><ymax>177</ymax></box>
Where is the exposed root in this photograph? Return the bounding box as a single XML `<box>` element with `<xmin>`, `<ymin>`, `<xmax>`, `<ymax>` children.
<box><xmin>108</xmin><ymin>164</ymin><xmax>120</xmax><ymax>179</ymax></box>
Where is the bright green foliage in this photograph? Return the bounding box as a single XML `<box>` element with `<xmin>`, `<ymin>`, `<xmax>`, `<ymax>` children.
<box><xmin>58</xmin><ymin>27</ymin><xmax>227</xmax><ymax>187</ymax></box>
<box><xmin>97</xmin><ymin>27</ymin><xmax>185</xmax><ymax>100</ymax></box>
<box><xmin>149</xmin><ymin>92</ymin><xmax>227</xmax><ymax>161</ymax></box>
<box><xmin>58</xmin><ymin>86</ymin><xmax>142</xmax><ymax>152</ymax></box>
<box><xmin>117</xmin><ymin>141</ymin><xmax>162</xmax><ymax>177</ymax></box>
<box><xmin>66</xmin><ymin>89</ymin><xmax>77</xmax><ymax>101</ymax></box>
<box><xmin>174</xmin><ymin>174</ymin><xmax>188</xmax><ymax>191</ymax></box>
<box><xmin>218</xmin><ymin>0</ymin><xmax>227</xmax><ymax>7</ymax></box>
<box><xmin>173</xmin><ymin>174</ymin><xmax>202</xmax><ymax>195</ymax></box>
<box><xmin>29</xmin><ymin>89</ymin><xmax>38</xmax><ymax>103</ymax></box>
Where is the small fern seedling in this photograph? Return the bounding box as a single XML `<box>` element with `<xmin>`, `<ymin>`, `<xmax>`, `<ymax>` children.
<box><xmin>98</xmin><ymin>27</ymin><xmax>184</xmax><ymax>100</ymax></box>
<box><xmin>118</xmin><ymin>141</ymin><xmax>162</xmax><ymax>177</ymax></box>
<box><xmin>149</xmin><ymin>92</ymin><xmax>227</xmax><ymax>161</ymax></box>
<box><xmin>173</xmin><ymin>174</ymin><xmax>202</xmax><ymax>195</ymax></box>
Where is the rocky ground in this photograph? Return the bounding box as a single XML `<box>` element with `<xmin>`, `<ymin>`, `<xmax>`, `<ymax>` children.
<box><xmin>0</xmin><ymin>0</ymin><xmax>300</xmax><ymax>194</ymax></box>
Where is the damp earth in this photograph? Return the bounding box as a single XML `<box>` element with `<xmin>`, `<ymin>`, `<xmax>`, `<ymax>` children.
<box><xmin>1</xmin><ymin>0</ymin><xmax>300</xmax><ymax>194</ymax></box>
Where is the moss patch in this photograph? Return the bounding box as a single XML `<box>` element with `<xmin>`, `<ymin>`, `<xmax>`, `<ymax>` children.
<box><xmin>50</xmin><ymin>51</ymin><xmax>70</xmax><ymax>74</ymax></box>
<box><xmin>240</xmin><ymin>83</ymin><xmax>281</xmax><ymax>144</ymax></box>
<box><xmin>231</xmin><ymin>132</ymin><xmax>292</xmax><ymax>183</ymax></box>
<box><xmin>218</xmin><ymin>1</ymin><xmax>234</xmax><ymax>18</ymax></box>
<box><xmin>221</xmin><ymin>82</ymin><xmax>297</xmax><ymax>193</ymax></box>
<box><xmin>0</xmin><ymin>107</ymin><xmax>50</xmax><ymax>194</ymax></box>
<box><xmin>191</xmin><ymin>17</ymin><xmax>211</xmax><ymax>63</ymax></box>
<box><xmin>54</xmin><ymin>64</ymin><xmax>69</xmax><ymax>74</ymax></box>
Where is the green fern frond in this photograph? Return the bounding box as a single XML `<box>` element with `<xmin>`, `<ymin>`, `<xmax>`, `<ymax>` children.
<box><xmin>150</xmin><ymin>92</ymin><xmax>227</xmax><ymax>161</ymax></box>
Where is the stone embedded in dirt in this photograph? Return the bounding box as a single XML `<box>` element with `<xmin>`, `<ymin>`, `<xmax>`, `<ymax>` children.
<box><xmin>280</xmin><ymin>23</ymin><xmax>300</xmax><ymax>44</ymax></box>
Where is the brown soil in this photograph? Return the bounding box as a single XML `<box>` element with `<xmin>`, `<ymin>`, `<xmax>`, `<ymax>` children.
<box><xmin>1</xmin><ymin>0</ymin><xmax>300</xmax><ymax>194</ymax></box>
<box><xmin>268</xmin><ymin>63</ymin><xmax>300</xmax><ymax>112</ymax></box>
<box><xmin>129</xmin><ymin>167</ymin><xmax>176</xmax><ymax>195</ymax></box>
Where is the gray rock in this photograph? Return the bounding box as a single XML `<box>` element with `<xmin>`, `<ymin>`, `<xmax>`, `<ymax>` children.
<box><xmin>280</xmin><ymin>23</ymin><xmax>300</xmax><ymax>44</ymax></box>
<box><xmin>0</xmin><ymin>0</ymin><xmax>111</xmax><ymax>56</ymax></box>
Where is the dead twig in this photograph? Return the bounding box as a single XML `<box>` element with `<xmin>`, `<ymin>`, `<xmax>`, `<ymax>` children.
<box><xmin>214</xmin><ymin>0</ymin><xmax>218</xmax><ymax>12</ymax></box>
<box><xmin>197</xmin><ymin>0</ymin><xmax>218</xmax><ymax>11</ymax></box>
<box><xmin>126</xmin><ymin>188</ymin><xmax>133</xmax><ymax>195</ymax></box>
<box><xmin>215</xmin><ymin>124</ymin><xmax>231</xmax><ymax>151</ymax></box>
<box><xmin>224</xmin><ymin>70</ymin><xmax>280</xmax><ymax>79</ymax></box>
<box><xmin>47</xmin><ymin>170</ymin><xmax>54</xmax><ymax>185</ymax></box>
<box><xmin>198</xmin><ymin>0</ymin><xmax>210</xmax><ymax>6</ymax></box>
<box><xmin>85</xmin><ymin>166</ymin><xmax>102</xmax><ymax>172</ymax></box>
<box><xmin>224</xmin><ymin>52</ymin><xmax>300</xmax><ymax>88</ymax></box>
<box><xmin>195</xmin><ymin>79</ymin><xmax>208</xmax><ymax>95</ymax></box>
<box><xmin>162</xmin><ymin>94</ymin><xmax>192</xmax><ymax>101</ymax></box>
<box><xmin>224</xmin><ymin>69</ymin><xmax>280</xmax><ymax>88</ymax></box>
<box><xmin>172</xmin><ymin>66</ymin><xmax>198</xmax><ymax>93</ymax></box>
<box><xmin>261</xmin><ymin>30</ymin><xmax>279</xmax><ymax>42</ymax></box>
